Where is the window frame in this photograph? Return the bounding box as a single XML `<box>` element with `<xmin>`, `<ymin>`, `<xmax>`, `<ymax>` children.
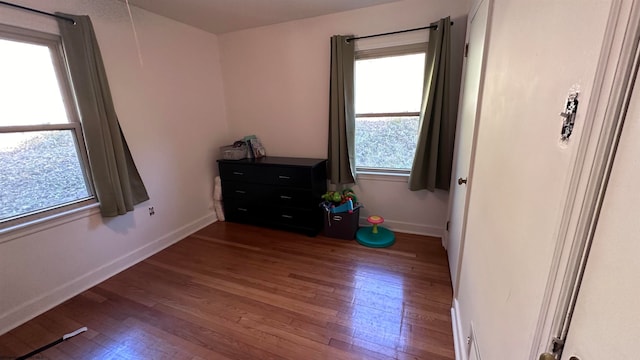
<box><xmin>0</xmin><ymin>24</ymin><xmax>96</xmax><ymax>230</ymax></box>
<box><xmin>354</xmin><ymin>43</ymin><xmax>427</xmax><ymax>175</ymax></box>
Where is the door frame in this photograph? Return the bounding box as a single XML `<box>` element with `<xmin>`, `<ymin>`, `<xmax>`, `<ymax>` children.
<box><xmin>445</xmin><ymin>0</ymin><xmax>493</xmax><ymax>296</ymax></box>
<box><xmin>530</xmin><ymin>0</ymin><xmax>640</xmax><ymax>358</ymax></box>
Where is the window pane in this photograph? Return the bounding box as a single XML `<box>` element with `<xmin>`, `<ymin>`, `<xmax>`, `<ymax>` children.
<box><xmin>355</xmin><ymin>116</ymin><xmax>419</xmax><ymax>170</ymax></box>
<box><xmin>0</xmin><ymin>130</ymin><xmax>91</xmax><ymax>222</ymax></box>
<box><xmin>0</xmin><ymin>38</ymin><xmax>69</xmax><ymax>126</ymax></box>
<box><xmin>355</xmin><ymin>53</ymin><xmax>425</xmax><ymax>114</ymax></box>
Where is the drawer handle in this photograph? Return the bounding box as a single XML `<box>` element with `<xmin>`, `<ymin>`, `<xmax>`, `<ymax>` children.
<box><xmin>279</xmin><ymin>195</ymin><xmax>292</xmax><ymax>200</ymax></box>
<box><xmin>235</xmin><ymin>190</ymin><xmax>246</xmax><ymax>194</ymax></box>
<box><xmin>237</xmin><ymin>208</ymin><xmax>248</xmax><ymax>212</ymax></box>
<box><xmin>233</xmin><ymin>171</ymin><xmax>244</xmax><ymax>176</ymax></box>
<box><xmin>278</xmin><ymin>175</ymin><xmax>291</xmax><ymax>180</ymax></box>
<box><xmin>281</xmin><ymin>214</ymin><xmax>293</xmax><ymax>219</ymax></box>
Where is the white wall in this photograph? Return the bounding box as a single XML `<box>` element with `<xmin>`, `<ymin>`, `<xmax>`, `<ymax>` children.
<box><xmin>453</xmin><ymin>0</ymin><xmax>614</xmax><ymax>359</ymax></box>
<box><xmin>0</xmin><ymin>0</ymin><xmax>228</xmax><ymax>334</ymax></box>
<box><xmin>218</xmin><ymin>0</ymin><xmax>470</xmax><ymax>236</ymax></box>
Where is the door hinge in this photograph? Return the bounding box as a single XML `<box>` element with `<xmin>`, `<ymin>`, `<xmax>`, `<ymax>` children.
<box><xmin>551</xmin><ymin>337</ymin><xmax>565</xmax><ymax>356</ymax></box>
<box><xmin>464</xmin><ymin>43</ymin><xmax>469</xmax><ymax>57</ymax></box>
<box><xmin>539</xmin><ymin>337</ymin><xmax>564</xmax><ymax>360</ymax></box>
<box><xmin>446</xmin><ymin>221</ymin><xmax>450</xmax><ymax>231</ymax></box>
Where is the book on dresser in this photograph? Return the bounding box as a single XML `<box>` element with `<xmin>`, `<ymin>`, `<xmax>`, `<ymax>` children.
<box><xmin>217</xmin><ymin>156</ymin><xmax>328</xmax><ymax>236</ymax></box>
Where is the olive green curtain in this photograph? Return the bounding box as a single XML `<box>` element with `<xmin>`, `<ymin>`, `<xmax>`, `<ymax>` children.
<box><xmin>328</xmin><ymin>35</ymin><xmax>356</xmax><ymax>185</ymax></box>
<box><xmin>409</xmin><ymin>17</ymin><xmax>454</xmax><ymax>191</ymax></box>
<box><xmin>57</xmin><ymin>14</ymin><xmax>149</xmax><ymax>216</ymax></box>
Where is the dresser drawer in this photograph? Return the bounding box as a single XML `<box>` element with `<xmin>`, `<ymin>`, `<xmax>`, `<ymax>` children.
<box><xmin>263</xmin><ymin>166</ymin><xmax>311</xmax><ymax>187</ymax></box>
<box><xmin>222</xmin><ymin>181</ymin><xmax>268</xmax><ymax>201</ymax></box>
<box><xmin>219</xmin><ymin>163</ymin><xmax>257</xmax><ymax>183</ymax></box>
<box><xmin>270</xmin><ymin>207</ymin><xmax>315</xmax><ymax>228</ymax></box>
<box><xmin>224</xmin><ymin>182</ymin><xmax>314</xmax><ymax>208</ymax></box>
<box><xmin>269</xmin><ymin>187</ymin><xmax>314</xmax><ymax>207</ymax></box>
<box><xmin>223</xmin><ymin>199</ymin><xmax>260</xmax><ymax>223</ymax></box>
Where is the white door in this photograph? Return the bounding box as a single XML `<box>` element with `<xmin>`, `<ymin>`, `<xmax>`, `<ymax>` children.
<box><xmin>446</xmin><ymin>0</ymin><xmax>491</xmax><ymax>293</ymax></box>
<box><xmin>559</xmin><ymin>58</ymin><xmax>640</xmax><ymax>359</ymax></box>
<box><xmin>453</xmin><ymin>0</ymin><xmax>625</xmax><ymax>358</ymax></box>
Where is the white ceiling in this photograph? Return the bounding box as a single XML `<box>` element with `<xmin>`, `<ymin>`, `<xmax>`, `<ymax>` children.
<box><xmin>126</xmin><ymin>0</ymin><xmax>404</xmax><ymax>34</ymax></box>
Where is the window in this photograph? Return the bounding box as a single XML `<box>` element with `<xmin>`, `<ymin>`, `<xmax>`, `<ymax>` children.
<box><xmin>0</xmin><ymin>25</ymin><xmax>94</xmax><ymax>228</ymax></box>
<box><xmin>354</xmin><ymin>44</ymin><xmax>426</xmax><ymax>173</ymax></box>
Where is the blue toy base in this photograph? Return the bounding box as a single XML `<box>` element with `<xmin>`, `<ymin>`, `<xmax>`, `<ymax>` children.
<box><xmin>356</xmin><ymin>226</ymin><xmax>395</xmax><ymax>248</ymax></box>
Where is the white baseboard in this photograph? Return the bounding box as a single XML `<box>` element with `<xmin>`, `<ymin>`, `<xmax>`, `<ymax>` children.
<box><xmin>0</xmin><ymin>213</ymin><xmax>217</xmax><ymax>335</ymax></box>
<box><xmin>359</xmin><ymin>217</ymin><xmax>443</xmax><ymax>238</ymax></box>
<box><xmin>452</xmin><ymin>298</ymin><xmax>467</xmax><ymax>360</ymax></box>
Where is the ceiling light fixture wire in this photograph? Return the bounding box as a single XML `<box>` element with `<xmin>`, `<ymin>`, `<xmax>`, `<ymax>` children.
<box><xmin>125</xmin><ymin>0</ymin><xmax>144</xmax><ymax>67</ymax></box>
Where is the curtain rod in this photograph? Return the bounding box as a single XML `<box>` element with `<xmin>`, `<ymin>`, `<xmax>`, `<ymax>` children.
<box><xmin>346</xmin><ymin>21</ymin><xmax>453</xmax><ymax>43</ymax></box>
<box><xmin>0</xmin><ymin>1</ymin><xmax>75</xmax><ymax>24</ymax></box>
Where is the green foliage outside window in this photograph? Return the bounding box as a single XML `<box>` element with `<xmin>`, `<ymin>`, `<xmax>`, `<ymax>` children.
<box><xmin>355</xmin><ymin>116</ymin><xmax>419</xmax><ymax>170</ymax></box>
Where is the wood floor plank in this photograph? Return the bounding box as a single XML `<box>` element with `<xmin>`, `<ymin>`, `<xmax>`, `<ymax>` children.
<box><xmin>0</xmin><ymin>222</ymin><xmax>455</xmax><ymax>359</ymax></box>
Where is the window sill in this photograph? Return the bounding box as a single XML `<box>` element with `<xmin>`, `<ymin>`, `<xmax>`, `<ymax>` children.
<box><xmin>0</xmin><ymin>202</ymin><xmax>100</xmax><ymax>245</ymax></box>
<box><xmin>356</xmin><ymin>170</ymin><xmax>410</xmax><ymax>183</ymax></box>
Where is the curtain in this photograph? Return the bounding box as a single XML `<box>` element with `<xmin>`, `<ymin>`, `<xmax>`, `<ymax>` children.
<box><xmin>409</xmin><ymin>17</ymin><xmax>454</xmax><ymax>191</ymax></box>
<box><xmin>328</xmin><ymin>35</ymin><xmax>356</xmax><ymax>185</ymax></box>
<box><xmin>57</xmin><ymin>14</ymin><xmax>149</xmax><ymax>217</ymax></box>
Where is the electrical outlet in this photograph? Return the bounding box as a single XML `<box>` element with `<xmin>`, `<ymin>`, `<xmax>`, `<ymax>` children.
<box><xmin>148</xmin><ymin>206</ymin><xmax>155</xmax><ymax>216</ymax></box>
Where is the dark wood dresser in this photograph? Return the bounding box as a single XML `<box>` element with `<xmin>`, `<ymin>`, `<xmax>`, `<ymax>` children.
<box><xmin>217</xmin><ymin>156</ymin><xmax>327</xmax><ymax>235</ymax></box>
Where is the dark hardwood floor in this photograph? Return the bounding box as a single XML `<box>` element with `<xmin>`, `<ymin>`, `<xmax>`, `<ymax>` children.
<box><xmin>0</xmin><ymin>222</ymin><xmax>455</xmax><ymax>359</ymax></box>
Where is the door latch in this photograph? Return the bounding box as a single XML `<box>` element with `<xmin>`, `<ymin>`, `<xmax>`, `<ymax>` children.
<box><xmin>560</xmin><ymin>91</ymin><xmax>579</xmax><ymax>141</ymax></box>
